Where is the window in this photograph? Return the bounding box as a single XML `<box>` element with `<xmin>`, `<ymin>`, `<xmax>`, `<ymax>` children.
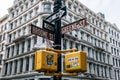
<box><xmin>106</xmin><ymin>44</ymin><xmax>108</xmax><ymax>51</ymax></box>
<box><xmin>13</xmin><ymin>32</ymin><xmax>16</xmax><ymax>39</ymax></box>
<box><xmin>117</xmin><ymin>34</ymin><xmax>119</xmax><ymax>39</ymax></box>
<box><xmin>35</xmin><ymin>7</ymin><xmax>39</xmax><ymax>14</ymax></box>
<box><xmin>0</xmin><ymin>54</ymin><xmax>3</xmax><ymax>65</ymax></box>
<box><xmin>88</xmin><ymin>48</ymin><xmax>91</xmax><ymax>57</ymax></box>
<box><xmin>22</xmin><ymin>41</ymin><xmax>25</xmax><ymax>53</ymax></box>
<box><xmin>14</xmin><ymin>60</ymin><xmax>18</xmax><ymax>74</ymax></box>
<box><xmin>9</xmin><ymin>62</ymin><xmax>12</xmax><ymax>75</ymax></box>
<box><xmin>75</xmin><ymin>43</ymin><xmax>79</xmax><ymax>51</ymax></box>
<box><xmin>24</xmin><ymin>14</ymin><xmax>27</xmax><ymax>21</ymax></box>
<box><xmin>23</xmin><ymin>27</ymin><xmax>26</xmax><ymax>35</ymax></box>
<box><xmin>97</xmin><ymin>65</ymin><xmax>100</xmax><ymax>76</ymax></box>
<box><xmin>4</xmin><ymin>63</ymin><xmax>8</xmax><ymax>75</ymax></box>
<box><xmin>111</xmin><ymin>47</ymin><xmax>113</xmax><ymax>53</ymax></box>
<box><xmin>99</xmin><ymin>52</ymin><xmax>102</xmax><ymax>61</ymax></box>
<box><xmin>33</xmin><ymin>36</ymin><xmax>37</xmax><ymax>45</ymax></box>
<box><xmin>114</xmin><ymin>48</ymin><xmax>116</xmax><ymax>55</ymax></box>
<box><xmin>20</xmin><ymin>6</ymin><xmax>23</xmax><ymax>12</ymax></box>
<box><xmin>43</xmin><ymin>3</ymin><xmax>51</xmax><ymax>12</ymax></box>
<box><xmin>26</xmin><ymin>57</ymin><xmax>29</xmax><ymax>71</ymax></box>
<box><xmin>96</xmin><ymin>51</ymin><xmax>98</xmax><ymax>61</ymax></box>
<box><xmin>103</xmin><ymin>54</ymin><xmax>105</xmax><ymax>62</ymax></box>
<box><xmin>68</xmin><ymin>3</ymin><xmax>71</xmax><ymax>9</ymax></box>
<box><xmin>107</xmin><ymin>55</ymin><xmax>110</xmax><ymax>64</ymax></box>
<box><xmin>20</xmin><ymin>58</ymin><xmax>23</xmax><ymax>73</ymax></box>
<box><xmin>15</xmin><ymin>20</ymin><xmax>17</xmax><ymax>27</ymax></box>
<box><xmin>27</xmin><ymin>39</ymin><xmax>31</xmax><ymax>51</ymax></box>
<box><xmin>25</xmin><ymin>3</ymin><xmax>28</xmax><ymax>8</ymax></box>
<box><xmin>3</xmin><ymin>33</ymin><xmax>5</xmax><ymax>40</ymax></box>
<box><xmin>42</xmin><ymin>38</ymin><xmax>45</xmax><ymax>43</ymax></box>
<box><xmin>11</xmin><ymin>46</ymin><xmax>14</xmax><ymax>56</ymax></box>
<box><xmin>32</xmin><ymin>55</ymin><xmax>35</xmax><ymax>70</ymax></box>
<box><xmin>12</xmin><ymin>12</ymin><xmax>14</xmax><ymax>18</ymax></box>
<box><xmin>19</xmin><ymin>17</ymin><xmax>22</xmax><ymax>24</ymax></box>
<box><xmin>31</xmin><ymin>0</ymin><xmax>34</xmax><ymax>5</ymax></box>
<box><xmin>29</xmin><ymin>10</ymin><xmax>33</xmax><ymax>19</ymax></box>
<box><xmin>109</xmin><ymin>68</ymin><xmax>112</xmax><ymax>78</ymax></box>
<box><xmin>113</xmin><ymin>58</ymin><xmax>115</xmax><ymax>66</ymax></box>
<box><xmin>9</xmin><ymin>34</ymin><xmax>11</xmax><ymax>43</ymax></box>
<box><xmin>16</xmin><ymin>9</ymin><xmax>19</xmax><ymax>15</ymax></box>
<box><xmin>93</xmin><ymin>28</ymin><xmax>95</xmax><ymax>34</ymax></box>
<box><xmin>63</xmin><ymin>39</ymin><xmax>67</xmax><ymax>49</ymax></box>
<box><xmin>69</xmin><ymin>41</ymin><xmax>73</xmax><ymax>49</ymax></box>
<box><xmin>73</xmin><ymin>6</ymin><xmax>77</xmax><ymax>12</ymax></box>
<box><xmin>115</xmin><ymin>70</ymin><xmax>117</xmax><ymax>80</ymax></box>
<box><xmin>7</xmin><ymin>48</ymin><xmax>10</xmax><ymax>58</ymax></box>
<box><xmin>68</xmin><ymin>14</ymin><xmax>72</xmax><ymax>21</ymax></box>
<box><xmin>89</xmin><ymin>63</ymin><xmax>92</xmax><ymax>73</ymax></box>
<box><xmin>104</xmin><ymin>66</ymin><xmax>107</xmax><ymax>77</ymax></box>
<box><xmin>81</xmin><ymin>45</ymin><xmax>85</xmax><ymax>51</ymax></box>
<box><xmin>116</xmin><ymin>59</ymin><xmax>118</xmax><ymax>67</ymax></box>
<box><xmin>109</xmin><ymin>28</ymin><xmax>110</xmax><ymax>33</ymax></box>
<box><xmin>16</xmin><ymin>44</ymin><xmax>19</xmax><ymax>55</ymax></box>
<box><xmin>1</xmin><ymin>43</ymin><xmax>4</xmax><ymax>51</ymax></box>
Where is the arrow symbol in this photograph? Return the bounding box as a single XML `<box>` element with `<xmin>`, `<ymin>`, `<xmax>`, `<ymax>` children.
<box><xmin>45</xmin><ymin>6</ymin><xmax>67</xmax><ymax>22</ymax></box>
<box><xmin>58</xmin><ymin>10</ymin><xmax>65</xmax><ymax>18</ymax></box>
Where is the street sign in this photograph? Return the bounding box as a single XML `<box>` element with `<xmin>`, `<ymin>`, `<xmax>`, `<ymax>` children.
<box><xmin>46</xmin><ymin>6</ymin><xmax>67</xmax><ymax>22</ymax></box>
<box><xmin>61</xmin><ymin>18</ymin><xmax>88</xmax><ymax>34</ymax></box>
<box><xmin>43</xmin><ymin>20</ymin><xmax>55</xmax><ymax>33</ymax></box>
<box><xmin>31</xmin><ymin>24</ymin><xmax>54</xmax><ymax>41</ymax></box>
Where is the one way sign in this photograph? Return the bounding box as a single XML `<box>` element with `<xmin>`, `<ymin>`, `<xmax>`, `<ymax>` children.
<box><xmin>46</xmin><ymin>6</ymin><xmax>67</xmax><ymax>22</ymax></box>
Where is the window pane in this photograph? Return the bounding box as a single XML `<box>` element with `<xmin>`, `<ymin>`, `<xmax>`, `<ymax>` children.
<box><xmin>43</xmin><ymin>3</ymin><xmax>51</xmax><ymax>12</ymax></box>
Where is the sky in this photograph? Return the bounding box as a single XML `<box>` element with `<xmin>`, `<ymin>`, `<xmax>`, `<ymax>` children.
<box><xmin>0</xmin><ymin>0</ymin><xmax>120</xmax><ymax>28</ymax></box>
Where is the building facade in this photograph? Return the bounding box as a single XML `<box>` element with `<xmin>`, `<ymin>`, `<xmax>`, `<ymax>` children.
<box><xmin>1</xmin><ymin>0</ymin><xmax>120</xmax><ymax>80</ymax></box>
<box><xmin>107</xmin><ymin>23</ymin><xmax>120</xmax><ymax>80</ymax></box>
<box><xmin>0</xmin><ymin>14</ymin><xmax>8</xmax><ymax>77</ymax></box>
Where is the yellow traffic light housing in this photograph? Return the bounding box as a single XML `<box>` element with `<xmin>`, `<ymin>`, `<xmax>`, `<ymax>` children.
<box><xmin>65</xmin><ymin>51</ymin><xmax>87</xmax><ymax>72</ymax></box>
<box><xmin>35</xmin><ymin>50</ymin><xmax>58</xmax><ymax>72</ymax></box>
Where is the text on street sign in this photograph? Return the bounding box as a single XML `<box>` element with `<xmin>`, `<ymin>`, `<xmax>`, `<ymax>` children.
<box><xmin>43</xmin><ymin>20</ymin><xmax>55</xmax><ymax>33</ymax></box>
<box><xmin>31</xmin><ymin>24</ymin><xmax>54</xmax><ymax>41</ymax></box>
<box><xmin>61</xmin><ymin>18</ymin><xmax>88</xmax><ymax>34</ymax></box>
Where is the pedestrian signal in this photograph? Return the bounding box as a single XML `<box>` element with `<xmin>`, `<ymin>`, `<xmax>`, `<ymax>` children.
<box><xmin>65</xmin><ymin>51</ymin><xmax>87</xmax><ymax>72</ymax></box>
<box><xmin>35</xmin><ymin>50</ymin><xmax>58</xmax><ymax>72</ymax></box>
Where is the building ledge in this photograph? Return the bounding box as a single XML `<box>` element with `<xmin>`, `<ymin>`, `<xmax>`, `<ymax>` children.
<box><xmin>13</xmin><ymin>34</ymin><xmax>30</xmax><ymax>43</ymax></box>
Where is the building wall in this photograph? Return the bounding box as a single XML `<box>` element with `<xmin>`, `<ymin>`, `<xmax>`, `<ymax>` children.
<box><xmin>108</xmin><ymin>23</ymin><xmax>120</xmax><ymax>80</ymax></box>
<box><xmin>0</xmin><ymin>14</ymin><xmax>8</xmax><ymax>77</ymax></box>
<box><xmin>1</xmin><ymin>0</ymin><xmax>120</xmax><ymax>80</ymax></box>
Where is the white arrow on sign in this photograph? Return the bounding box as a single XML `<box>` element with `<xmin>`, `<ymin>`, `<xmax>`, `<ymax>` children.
<box><xmin>46</xmin><ymin>6</ymin><xmax>66</xmax><ymax>22</ymax></box>
<box><xmin>58</xmin><ymin>10</ymin><xmax>65</xmax><ymax>18</ymax></box>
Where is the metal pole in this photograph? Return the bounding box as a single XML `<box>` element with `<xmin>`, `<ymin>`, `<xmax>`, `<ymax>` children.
<box><xmin>53</xmin><ymin>0</ymin><xmax>62</xmax><ymax>80</ymax></box>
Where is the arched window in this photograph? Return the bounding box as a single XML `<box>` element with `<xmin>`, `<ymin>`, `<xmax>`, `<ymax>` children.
<box><xmin>43</xmin><ymin>3</ymin><xmax>51</xmax><ymax>12</ymax></box>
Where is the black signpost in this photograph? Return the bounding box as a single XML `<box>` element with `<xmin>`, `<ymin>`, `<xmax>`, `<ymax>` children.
<box><xmin>53</xmin><ymin>0</ymin><xmax>62</xmax><ymax>80</ymax></box>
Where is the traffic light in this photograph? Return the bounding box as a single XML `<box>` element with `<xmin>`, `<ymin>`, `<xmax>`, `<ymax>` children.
<box><xmin>65</xmin><ymin>51</ymin><xmax>87</xmax><ymax>72</ymax></box>
<box><xmin>35</xmin><ymin>50</ymin><xmax>58</xmax><ymax>72</ymax></box>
